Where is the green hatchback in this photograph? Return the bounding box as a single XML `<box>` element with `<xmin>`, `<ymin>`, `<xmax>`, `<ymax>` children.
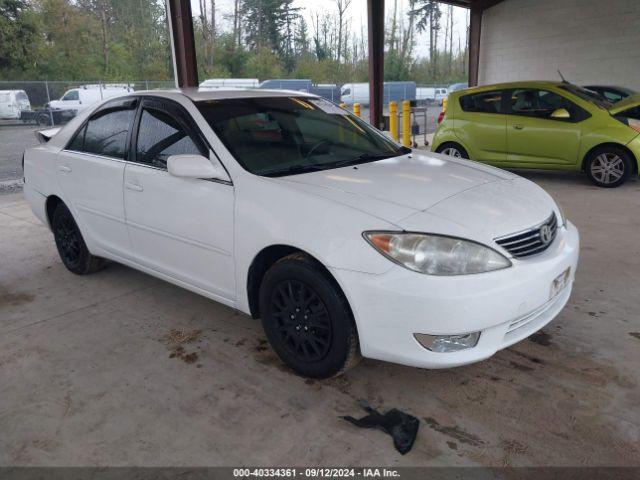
<box><xmin>432</xmin><ymin>81</ymin><xmax>640</xmax><ymax>187</ymax></box>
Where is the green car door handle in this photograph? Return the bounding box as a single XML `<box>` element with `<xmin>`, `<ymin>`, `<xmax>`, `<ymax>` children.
<box><xmin>513</xmin><ymin>124</ymin><xmax>524</xmax><ymax>130</ymax></box>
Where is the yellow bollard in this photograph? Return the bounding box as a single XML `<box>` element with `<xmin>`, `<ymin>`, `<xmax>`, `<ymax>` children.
<box><xmin>389</xmin><ymin>101</ymin><xmax>398</xmax><ymax>141</ymax></box>
<box><xmin>353</xmin><ymin>103</ymin><xmax>361</xmax><ymax>118</ymax></box>
<box><xmin>442</xmin><ymin>97</ymin><xmax>448</xmax><ymax>112</ymax></box>
<box><xmin>402</xmin><ymin>100</ymin><xmax>411</xmax><ymax>147</ymax></box>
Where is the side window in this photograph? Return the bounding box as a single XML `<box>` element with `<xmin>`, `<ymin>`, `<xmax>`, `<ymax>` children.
<box><xmin>62</xmin><ymin>90</ymin><xmax>79</xmax><ymax>101</ymax></box>
<box><xmin>459</xmin><ymin>91</ymin><xmax>503</xmax><ymax>113</ymax></box>
<box><xmin>67</xmin><ymin>107</ymin><xmax>134</xmax><ymax>159</ymax></box>
<box><xmin>67</xmin><ymin>125</ymin><xmax>86</xmax><ymax>151</ymax></box>
<box><xmin>509</xmin><ymin>89</ymin><xmax>574</xmax><ymax>119</ymax></box>
<box><xmin>135</xmin><ymin>107</ymin><xmax>203</xmax><ymax>169</ymax></box>
<box><xmin>603</xmin><ymin>91</ymin><xmax>624</xmax><ymax>103</ymax></box>
<box><xmin>83</xmin><ymin>109</ymin><xmax>134</xmax><ymax>158</ymax></box>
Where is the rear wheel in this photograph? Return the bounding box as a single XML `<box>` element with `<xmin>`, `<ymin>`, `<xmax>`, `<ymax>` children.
<box><xmin>585</xmin><ymin>146</ymin><xmax>632</xmax><ymax>188</ymax></box>
<box><xmin>52</xmin><ymin>203</ymin><xmax>106</xmax><ymax>274</ymax></box>
<box><xmin>259</xmin><ymin>254</ymin><xmax>359</xmax><ymax>378</ymax></box>
<box><xmin>36</xmin><ymin>112</ymin><xmax>52</xmax><ymax>126</ymax></box>
<box><xmin>436</xmin><ymin>142</ymin><xmax>469</xmax><ymax>159</ymax></box>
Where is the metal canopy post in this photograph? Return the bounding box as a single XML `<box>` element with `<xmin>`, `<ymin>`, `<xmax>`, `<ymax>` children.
<box><xmin>166</xmin><ymin>0</ymin><xmax>199</xmax><ymax>88</ymax></box>
<box><xmin>367</xmin><ymin>0</ymin><xmax>385</xmax><ymax>129</ymax></box>
<box><xmin>468</xmin><ymin>4</ymin><xmax>483</xmax><ymax>87</ymax></box>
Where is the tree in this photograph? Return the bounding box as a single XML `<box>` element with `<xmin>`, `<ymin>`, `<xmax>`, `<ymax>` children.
<box><xmin>410</xmin><ymin>0</ymin><xmax>441</xmax><ymax>77</ymax></box>
<box><xmin>0</xmin><ymin>0</ymin><xmax>41</xmax><ymax>77</ymax></box>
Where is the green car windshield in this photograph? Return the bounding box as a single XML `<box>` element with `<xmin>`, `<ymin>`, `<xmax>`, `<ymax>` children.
<box><xmin>196</xmin><ymin>96</ymin><xmax>407</xmax><ymax>177</ymax></box>
<box><xmin>560</xmin><ymin>84</ymin><xmax>613</xmax><ymax>109</ymax></box>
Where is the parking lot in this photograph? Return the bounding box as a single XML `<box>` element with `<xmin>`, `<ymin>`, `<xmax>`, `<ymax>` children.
<box><xmin>1</xmin><ymin>169</ymin><xmax>639</xmax><ymax>466</ymax></box>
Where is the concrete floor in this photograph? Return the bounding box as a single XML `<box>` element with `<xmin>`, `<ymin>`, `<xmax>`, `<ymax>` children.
<box><xmin>1</xmin><ymin>171</ymin><xmax>639</xmax><ymax>467</ymax></box>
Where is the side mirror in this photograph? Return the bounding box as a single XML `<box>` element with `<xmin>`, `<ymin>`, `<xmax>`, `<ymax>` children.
<box><xmin>167</xmin><ymin>154</ymin><xmax>229</xmax><ymax>181</ymax></box>
<box><xmin>550</xmin><ymin>108</ymin><xmax>570</xmax><ymax>119</ymax></box>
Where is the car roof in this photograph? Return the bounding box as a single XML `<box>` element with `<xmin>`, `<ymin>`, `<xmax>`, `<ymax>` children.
<box><xmin>449</xmin><ymin>80</ymin><xmax>567</xmax><ymax>96</ymax></box>
<box><xmin>131</xmin><ymin>88</ymin><xmax>317</xmax><ymax>103</ymax></box>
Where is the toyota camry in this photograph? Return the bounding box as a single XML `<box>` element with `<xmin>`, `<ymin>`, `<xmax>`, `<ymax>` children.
<box><xmin>23</xmin><ymin>89</ymin><xmax>580</xmax><ymax>378</ymax></box>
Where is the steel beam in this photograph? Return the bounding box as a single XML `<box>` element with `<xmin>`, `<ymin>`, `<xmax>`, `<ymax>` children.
<box><xmin>468</xmin><ymin>5</ymin><xmax>482</xmax><ymax>86</ymax></box>
<box><xmin>367</xmin><ymin>0</ymin><xmax>385</xmax><ymax>129</ymax></box>
<box><xmin>166</xmin><ymin>0</ymin><xmax>198</xmax><ymax>88</ymax></box>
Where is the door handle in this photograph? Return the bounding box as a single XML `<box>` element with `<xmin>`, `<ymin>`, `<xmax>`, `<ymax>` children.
<box><xmin>513</xmin><ymin>124</ymin><xmax>524</xmax><ymax>130</ymax></box>
<box><xmin>58</xmin><ymin>165</ymin><xmax>72</xmax><ymax>173</ymax></box>
<box><xmin>125</xmin><ymin>181</ymin><xmax>144</xmax><ymax>192</ymax></box>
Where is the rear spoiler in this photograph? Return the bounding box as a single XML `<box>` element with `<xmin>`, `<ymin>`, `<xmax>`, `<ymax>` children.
<box><xmin>35</xmin><ymin>127</ymin><xmax>61</xmax><ymax>144</ymax></box>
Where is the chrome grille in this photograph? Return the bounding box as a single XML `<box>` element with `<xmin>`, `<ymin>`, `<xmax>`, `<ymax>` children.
<box><xmin>495</xmin><ymin>213</ymin><xmax>558</xmax><ymax>258</ymax></box>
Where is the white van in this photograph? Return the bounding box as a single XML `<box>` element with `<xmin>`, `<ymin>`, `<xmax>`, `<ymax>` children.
<box><xmin>340</xmin><ymin>83</ymin><xmax>369</xmax><ymax>106</ymax></box>
<box><xmin>0</xmin><ymin>90</ymin><xmax>31</xmax><ymax>120</ymax></box>
<box><xmin>48</xmin><ymin>84</ymin><xmax>132</xmax><ymax>112</ymax></box>
<box><xmin>200</xmin><ymin>78</ymin><xmax>259</xmax><ymax>90</ymax></box>
<box><xmin>416</xmin><ymin>87</ymin><xmax>448</xmax><ymax>105</ymax></box>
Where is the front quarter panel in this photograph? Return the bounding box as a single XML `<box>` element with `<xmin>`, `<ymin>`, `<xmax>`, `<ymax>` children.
<box><xmin>233</xmin><ymin>174</ymin><xmax>400</xmax><ymax>314</ymax></box>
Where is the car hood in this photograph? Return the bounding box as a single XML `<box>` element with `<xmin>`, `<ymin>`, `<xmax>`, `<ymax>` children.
<box><xmin>609</xmin><ymin>93</ymin><xmax>640</xmax><ymax>115</ymax></box>
<box><xmin>278</xmin><ymin>152</ymin><xmax>517</xmax><ymax>223</ymax></box>
<box><xmin>399</xmin><ymin>177</ymin><xmax>560</xmax><ymax>246</ymax></box>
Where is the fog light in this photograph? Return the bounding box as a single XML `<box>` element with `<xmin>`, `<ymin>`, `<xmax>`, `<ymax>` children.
<box><xmin>414</xmin><ymin>332</ymin><xmax>480</xmax><ymax>352</ymax></box>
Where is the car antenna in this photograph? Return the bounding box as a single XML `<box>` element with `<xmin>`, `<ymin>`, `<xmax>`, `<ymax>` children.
<box><xmin>557</xmin><ymin>69</ymin><xmax>568</xmax><ymax>83</ymax></box>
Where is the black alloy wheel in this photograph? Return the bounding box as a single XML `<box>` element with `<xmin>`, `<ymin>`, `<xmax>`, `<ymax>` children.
<box><xmin>52</xmin><ymin>202</ymin><xmax>106</xmax><ymax>274</ymax></box>
<box><xmin>259</xmin><ymin>253</ymin><xmax>360</xmax><ymax>378</ymax></box>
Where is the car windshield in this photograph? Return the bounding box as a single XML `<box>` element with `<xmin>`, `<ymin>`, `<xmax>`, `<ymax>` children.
<box><xmin>561</xmin><ymin>84</ymin><xmax>612</xmax><ymax>109</ymax></box>
<box><xmin>196</xmin><ymin>96</ymin><xmax>407</xmax><ymax>177</ymax></box>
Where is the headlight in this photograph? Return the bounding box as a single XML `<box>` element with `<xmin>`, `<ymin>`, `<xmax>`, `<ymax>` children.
<box><xmin>556</xmin><ymin>201</ymin><xmax>567</xmax><ymax>227</ymax></box>
<box><xmin>364</xmin><ymin>231</ymin><xmax>511</xmax><ymax>275</ymax></box>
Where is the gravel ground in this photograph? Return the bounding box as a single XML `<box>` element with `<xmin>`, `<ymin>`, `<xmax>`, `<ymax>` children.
<box><xmin>0</xmin><ymin>123</ymin><xmax>39</xmax><ymax>188</ymax></box>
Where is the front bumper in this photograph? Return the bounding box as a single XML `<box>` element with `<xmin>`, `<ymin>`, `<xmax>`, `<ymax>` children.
<box><xmin>331</xmin><ymin>221</ymin><xmax>580</xmax><ymax>369</ymax></box>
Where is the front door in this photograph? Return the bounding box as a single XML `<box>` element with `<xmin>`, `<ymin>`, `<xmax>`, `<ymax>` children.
<box><xmin>123</xmin><ymin>97</ymin><xmax>236</xmax><ymax>301</ymax></box>
<box><xmin>505</xmin><ymin>88</ymin><xmax>584</xmax><ymax>166</ymax></box>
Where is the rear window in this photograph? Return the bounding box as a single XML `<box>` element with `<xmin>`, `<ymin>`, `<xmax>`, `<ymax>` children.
<box><xmin>68</xmin><ymin>107</ymin><xmax>134</xmax><ymax>159</ymax></box>
<box><xmin>460</xmin><ymin>91</ymin><xmax>503</xmax><ymax>113</ymax></box>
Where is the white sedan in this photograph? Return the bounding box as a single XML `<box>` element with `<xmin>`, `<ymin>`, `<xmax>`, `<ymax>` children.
<box><xmin>23</xmin><ymin>90</ymin><xmax>580</xmax><ymax>378</ymax></box>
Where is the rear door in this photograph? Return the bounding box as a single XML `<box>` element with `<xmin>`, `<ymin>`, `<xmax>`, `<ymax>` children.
<box><xmin>505</xmin><ymin>88</ymin><xmax>586</xmax><ymax>166</ymax></box>
<box><xmin>455</xmin><ymin>90</ymin><xmax>507</xmax><ymax>162</ymax></box>
<box><xmin>56</xmin><ymin>97</ymin><xmax>137</xmax><ymax>257</ymax></box>
<box><xmin>123</xmin><ymin>97</ymin><xmax>235</xmax><ymax>300</ymax></box>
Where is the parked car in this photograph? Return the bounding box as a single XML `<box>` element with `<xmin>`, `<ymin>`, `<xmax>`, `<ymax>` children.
<box><xmin>340</xmin><ymin>81</ymin><xmax>417</xmax><ymax>106</ymax></box>
<box><xmin>48</xmin><ymin>84</ymin><xmax>132</xmax><ymax>112</ymax></box>
<box><xmin>259</xmin><ymin>79</ymin><xmax>313</xmax><ymax>92</ymax></box>
<box><xmin>416</xmin><ymin>87</ymin><xmax>448</xmax><ymax>105</ymax></box>
<box><xmin>24</xmin><ymin>89</ymin><xmax>579</xmax><ymax>378</ymax></box>
<box><xmin>0</xmin><ymin>90</ymin><xmax>31</xmax><ymax>120</ymax></box>
<box><xmin>200</xmin><ymin>78</ymin><xmax>259</xmax><ymax>90</ymax></box>
<box><xmin>432</xmin><ymin>81</ymin><xmax>640</xmax><ymax>187</ymax></box>
<box><xmin>583</xmin><ymin>85</ymin><xmax>636</xmax><ymax>104</ymax></box>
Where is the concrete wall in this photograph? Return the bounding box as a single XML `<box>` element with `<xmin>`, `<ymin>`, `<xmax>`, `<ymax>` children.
<box><xmin>478</xmin><ymin>0</ymin><xmax>640</xmax><ymax>90</ymax></box>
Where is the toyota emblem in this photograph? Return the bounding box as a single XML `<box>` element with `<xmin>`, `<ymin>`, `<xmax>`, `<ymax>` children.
<box><xmin>539</xmin><ymin>225</ymin><xmax>552</xmax><ymax>245</ymax></box>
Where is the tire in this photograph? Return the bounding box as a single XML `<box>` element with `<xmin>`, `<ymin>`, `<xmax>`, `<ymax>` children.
<box><xmin>585</xmin><ymin>146</ymin><xmax>633</xmax><ymax>188</ymax></box>
<box><xmin>436</xmin><ymin>142</ymin><xmax>469</xmax><ymax>159</ymax></box>
<box><xmin>36</xmin><ymin>113</ymin><xmax>51</xmax><ymax>126</ymax></box>
<box><xmin>52</xmin><ymin>202</ymin><xmax>106</xmax><ymax>275</ymax></box>
<box><xmin>259</xmin><ymin>253</ymin><xmax>360</xmax><ymax>378</ymax></box>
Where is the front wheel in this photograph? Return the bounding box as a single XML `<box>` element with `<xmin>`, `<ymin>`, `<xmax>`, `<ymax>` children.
<box><xmin>585</xmin><ymin>147</ymin><xmax>632</xmax><ymax>188</ymax></box>
<box><xmin>436</xmin><ymin>142</ymin><xmax>469</xmax><ymax>159</ymax></box>
<box><xmin>259</xmin><ymin>254</ymin><xmax>359</xmax><ymax>378</ymax></box>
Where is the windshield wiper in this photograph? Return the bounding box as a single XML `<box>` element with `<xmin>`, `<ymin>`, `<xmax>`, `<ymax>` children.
<box><xmin>261</xmin><ymin>147</ymin><xmax>411</xmax><ymax>177</ymax></box>
<box><xmin>260</xmin><ymin>164</ymin><xmax>329</xmax><ymax>177</ymax></box>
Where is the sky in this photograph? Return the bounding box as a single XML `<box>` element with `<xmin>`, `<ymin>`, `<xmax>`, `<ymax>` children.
<box><xmin>190</xmin><ymin>0</ymin><xmax>470</xmax><ymax>59</ymax></box>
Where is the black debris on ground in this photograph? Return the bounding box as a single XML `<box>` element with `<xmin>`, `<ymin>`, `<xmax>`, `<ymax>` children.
<box><xmin>341</xmin><ymin>400</ymin><xmax>419</xmax><ymax>455</ymax></box>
